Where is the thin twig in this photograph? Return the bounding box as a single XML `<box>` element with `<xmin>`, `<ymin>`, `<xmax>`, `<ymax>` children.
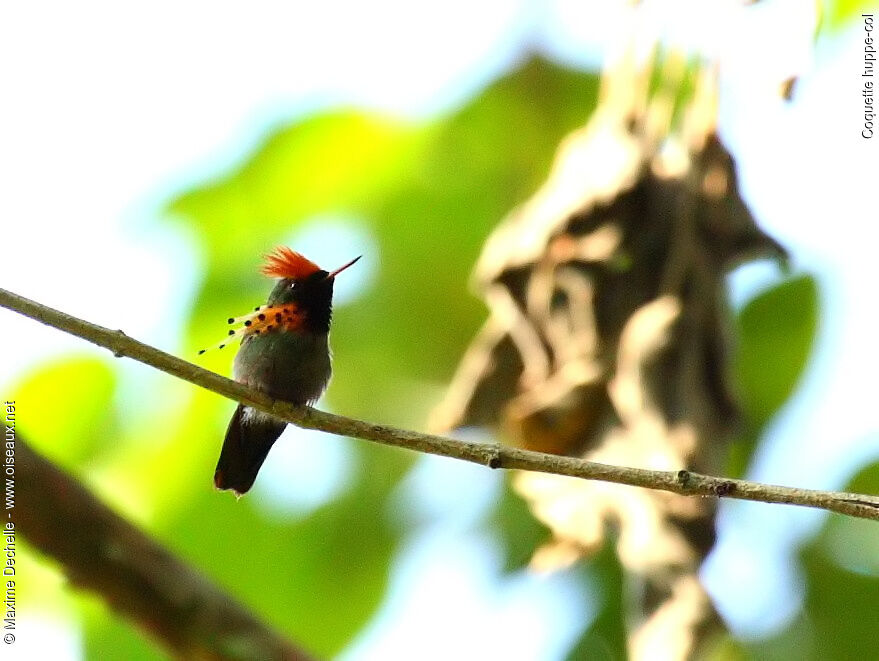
<box><xmin>2</xmin><ymin>286</ymin><xmax>878</xmax><ymax>521</ymax></box>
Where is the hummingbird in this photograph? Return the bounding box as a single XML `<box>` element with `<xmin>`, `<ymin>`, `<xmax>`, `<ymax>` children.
<box><xmin>206</xmin><ymin>246</ymin><xmax>360</xmax><ymax>496</ymax></box>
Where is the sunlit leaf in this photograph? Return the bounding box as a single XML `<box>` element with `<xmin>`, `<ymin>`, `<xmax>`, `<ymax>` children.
<box><xmin>728</xmin><ymin>275</ymin><xmax>819</xmax><ymax>476</ymax></box>
<box><xmin>813</xmin><ymin>460</ymin><xmax>879</xmax><ymax>575</ymax></box>
<box><xmin>82</xmin><ymin>596</ymin><xmax>169</xmax><ymax>661</ymax></box>
<box><xmin>162</xmin><ymin>446</ymin><xmax>404</xmax><ymax>658</ymax></box>
<box><xmin>735</xmin><ymin>275</ymin><xmax>818</xmax><ymax>429</ymax></box>
<box><xmin>821</xmin><ymin>0</ymin><xmax>876</xmax><ymax>34</ymax></box>
<box><xmin>490</xmin><ymin>475</ymin><xmax>552</xmax><ymax>573</ymax></box>
<box><xmin>565</xmin><ymin>542</ymin><xmax>627</xmax><ymax>661</ymax></box>
<box><xmin>10</xmin><ymin>356</ymin><xmax>118</xmax><ymax>467</ymax></box>
<box><xmin>750</xmin><ymin>461</ymin><xmax>879</xmax><ymax>660</ymax></box>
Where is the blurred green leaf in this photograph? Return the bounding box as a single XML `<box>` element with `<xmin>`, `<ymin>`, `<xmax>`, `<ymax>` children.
<box><xmin>490</xmin><ymin>475</ymin><xmax>552</xmax><ymax>573</ymax></box>
<box><xmin>750</xmin><ymin>461</ymin><xmax>879</xmax><ymax>661</ymax></box>
<box><xmin>565</xmin><ymin>542</ymin><xmax>627</xmax><ymax>661</ymax></box>
<box><xmin>794</xmin><ymin>548</ymin><xmax>879</xmax><ymax>659</ymax></box>
<box><xmin>349</xmin><ymin>58</ymin><xmax>599</xmax><ymax>392</ymax></box>
<box><xmin>11</xmin><ymin>356</ymin><xmax>118</xmax><ymax>467</ymax></box>
<box><xmin>164</xmin><ymin>451</ymin><xmax>401</xmax><ymax>658</ymax></box>
<box><xmin>727</xmin><ymin>274</ymin><xmax>818</xmax><ymax>478</ymax></box>
<box><xmin>80</xmin><ymin>455</ymin><xmax>402</xmax><ymax>661</ymax></box>
<box><xmin>735</xmin><ymin>275</ymin><xmax>818</xmax><ymax>429</ymax></box>
<box><xmin>814</xmin><ymin>460</ymin><xmax>879</xmax><ymax>575</ymax></box>
<box><xmin>82</xmin><ymin>596</ymin><xmax>169</xmax><ymax>661</ymax></box>
<box><xmin>169</xmin><ymin>112</ymin><xmax>417</xmax><ymax>260</ymax></box>
<box><xmin>699</xmin><ymin>636</ymin><xmax>750</xmax><ymax>661</ymax></box>
<box><xmin>821</xmin><ymin>0</ymin><xmax>876</xmax><ymax>34</ymax></box>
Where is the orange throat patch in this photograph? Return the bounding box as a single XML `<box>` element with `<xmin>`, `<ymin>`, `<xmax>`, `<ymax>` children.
<box><xmin>199</xmin><ymin>303</ymin><xmax>305</xmax><ymax>354</ymax></box>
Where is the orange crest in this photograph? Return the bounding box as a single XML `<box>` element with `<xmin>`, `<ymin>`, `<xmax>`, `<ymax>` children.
<box><xmin>261</xmin><ymin>246</ymin><xmax>321</xmax><ymax>279</ymax></box>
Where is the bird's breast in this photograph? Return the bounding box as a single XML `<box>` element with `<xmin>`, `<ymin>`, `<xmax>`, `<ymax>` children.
<box><xmin>233</xmin><ymin>328</ymin><xmax>331</xmax><ymax>405</ymax></box>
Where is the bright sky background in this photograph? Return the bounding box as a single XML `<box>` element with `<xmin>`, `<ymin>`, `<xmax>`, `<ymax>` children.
<box><xmin>1</xmin><ymin>1</ymin><xmax>877</xmax><ymax>659</ymax></box>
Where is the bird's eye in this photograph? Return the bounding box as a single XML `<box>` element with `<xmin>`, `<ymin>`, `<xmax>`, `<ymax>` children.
<box><xmin>290</xmin><ymin>281</ymin><xmax>299</xmax><ymax>290</ymax></box>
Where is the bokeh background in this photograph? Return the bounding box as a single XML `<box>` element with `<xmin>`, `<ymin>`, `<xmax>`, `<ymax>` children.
<box><xmin>1</xmin><ymin>1</ymin><xmax>877</xmax><ymax>659</ymax></box>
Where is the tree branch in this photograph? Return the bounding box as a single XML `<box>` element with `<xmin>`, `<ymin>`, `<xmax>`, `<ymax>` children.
<box><xmin>2</xmin><ymin>286</ymin><xmax>878</xmax><ymax>521</ymax></box>
<box><xmin>15</xmin><ymin>437</ymin><xmax>315</xmax><ymax>661</ymax></box>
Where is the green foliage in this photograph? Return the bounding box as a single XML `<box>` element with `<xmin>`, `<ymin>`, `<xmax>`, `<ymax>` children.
<box><xmin>820</xmin><ymin>0</ymin><xmax>876</xmax><ymax>34</ymax></box>
<box><xmin>490</xmin><ymin>475</ymin><xmax>552</xmax><ymax>574</ymax></box>
<box><xmin>565</xmin><ymin>542</ymin><xmax>627</xmax><ymax>661</ymax></box>
<box><xmin>167</xmin><ymin>448</ymin><xmax>402</xmax><ymax>658</ymax></box>
<box><xmin>750</xmin><ymin>461</ymin><xmax>879</xmax><ymax>661</ymax></box>
<box><xmin>728</xmin><ymin>275</ymin><xmax>818</xmax><ymax>477</ymax></box>
<box><xmin>735</xmin><ymin>275</ymin><xmax>818</xmax><ymax>429</ymax></box>
<box><xmin>82</xmin><ymin>599</ymin><xmax>169</xmax><ymax>661</ymax></box>
<box><xmin>11</xmin><ymin>356</ymin><xmax>118</xmax><ymax>468</ymax></box>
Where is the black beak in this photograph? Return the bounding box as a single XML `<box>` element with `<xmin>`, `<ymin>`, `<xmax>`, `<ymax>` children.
<box><xmin>326</xmin><ymin>255</ymin><xmax>361</xmax><ymax>279</ymax></box>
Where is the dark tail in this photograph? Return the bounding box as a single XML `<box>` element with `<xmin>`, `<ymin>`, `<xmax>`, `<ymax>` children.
<box><xmin>214</xmin><ymin>404</ymin><xmax>286</xmax><ymax>495</ymax></box>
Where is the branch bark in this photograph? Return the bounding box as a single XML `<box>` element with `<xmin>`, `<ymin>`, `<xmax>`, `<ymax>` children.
<box><xmin>16</xmin><ymin>437</ymin><xmax>314</xmax><ymax>661</ymax></box>
<box><xmin>3</xmin><ymin>286</ymin><xmax>878</xmax><ymax>521</ymax></box>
